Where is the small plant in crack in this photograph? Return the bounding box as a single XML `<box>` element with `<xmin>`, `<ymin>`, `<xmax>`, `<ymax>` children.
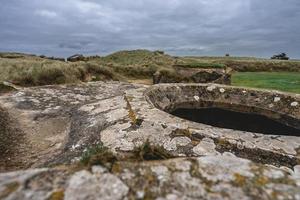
<box><xmin>133</xmin><ymin>140</ymin><xmax>174</xmax><ymax>161</ymax></box>
<box><xmin>80</xmin><ymin>142</ymin><xmax>117</xmax><ymax>170</ymax></box>
<box><xmin>48</xmin><ymin>190</ymin><xmax>65</xmax><ymax>200</ymax></box>
<box><xmin>80</xmin><ymin>141</ymin><xmax>174</xmax><ymax>172</ymax></box>
<box><xmin>124</xmin><ymin>95</ymin><xmax>143</xmax><ymax>128</ymax></box>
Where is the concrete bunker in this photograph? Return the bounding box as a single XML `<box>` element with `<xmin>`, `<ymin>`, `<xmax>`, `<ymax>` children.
<box><xmin>146</xmin><ymin>84</ymin><xmax>300</xmax><ymax>136</ymax></box>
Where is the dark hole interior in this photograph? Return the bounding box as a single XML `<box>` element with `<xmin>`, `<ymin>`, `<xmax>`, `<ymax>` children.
<box><xmin>171</xmin><ymin>108</ymin><xmax>300</xmax><ymax>136</ymax></box>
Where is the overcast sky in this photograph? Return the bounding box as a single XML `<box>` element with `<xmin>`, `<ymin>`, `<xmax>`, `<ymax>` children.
<box><xmin>1</xmin><ymin>0</ymin><xmax>300</xmax><ymax>58</ymax></box>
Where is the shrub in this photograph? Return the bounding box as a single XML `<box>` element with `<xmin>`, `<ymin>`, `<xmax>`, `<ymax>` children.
<box><xmin>84</xmin><ymin>63</ymin><xmax>115</xmax><ymax>79</ymax></box>
<box><xmin>12</xmin><ymin>71</ymin><xmax>35</xmax><ymax>86</ymax></box>
<box><xmin>73</xmin><ymin>65</ymin><xmax>88</xmax><ymax>81</ymax></box>
<box><xmin>112</xmin><ymin>65</ymin><xmax>158</xmax><ymax>78</ymax></box>
<box><xmin>33</xmin><ymin>66</ymin><xmax>67</xmax><ymax>85</ymax></box>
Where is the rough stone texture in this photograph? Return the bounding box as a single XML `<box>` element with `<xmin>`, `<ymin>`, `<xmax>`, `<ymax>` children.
<box><xmin>153</xmin><ymin>66</ymin><xmax>232</xmax><ymax>85</ymax></box>
<box><xmin>0</xmin><ymin>168</ymin><xmax>68</xmax><ymax>200</ymax></box>
<box><xmin>65</xmin><ymin>168</ymin><xmax>129</xmax><ymax>200</ymax></box>
<box><xmin>0</xmin><ymin>81</ymin><xmax>300</xmax><ymax>199</ymax></box>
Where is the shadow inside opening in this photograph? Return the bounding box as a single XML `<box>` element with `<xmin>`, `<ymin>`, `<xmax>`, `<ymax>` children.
<box><xmin>171</xmin><ymin>108</ymin><xmax>300</xmax><ymax>136</ymax></box>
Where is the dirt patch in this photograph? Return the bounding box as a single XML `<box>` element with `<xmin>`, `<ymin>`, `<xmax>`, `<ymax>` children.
<box><xmin>0</xmin><ymin>106</ymin><xmax>70</xmax><ymax>172</ymax></box>
<box><xmin>0</xmin><ymin>107</ymin><xmax>26</xmax><ymax>172</ymax></box>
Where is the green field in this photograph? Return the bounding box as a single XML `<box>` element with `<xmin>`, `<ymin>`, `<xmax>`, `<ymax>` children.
<box><xmin>232</xmin><ymin>72</ymin><xmax>300</xmax><ymax>94</ymax></box>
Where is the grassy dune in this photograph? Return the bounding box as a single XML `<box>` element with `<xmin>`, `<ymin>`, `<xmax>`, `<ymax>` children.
<box><xmin>0</xmin><ymin>57</ymin><xmax>123</xmax><ymax>86</ymax></box>
<box><xmin>1</xmin><ymin>50</ymin><xmax>300</xmax><ymax>94</ymax></box>
<box><xmin>0</xmin><ymin>50</ymin><xmax>178</xmax><ymax>86</ymax></box>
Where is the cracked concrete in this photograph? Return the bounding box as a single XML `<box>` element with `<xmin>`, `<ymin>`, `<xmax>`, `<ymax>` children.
<box><xmin>0</xmin><ymin>81</ymin><xmax>300</xmax><ymax>199</ymax></box>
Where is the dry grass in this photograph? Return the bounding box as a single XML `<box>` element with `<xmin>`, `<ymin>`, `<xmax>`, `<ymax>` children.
<box><xmin>0</xmin><ymin>58</ymin><xmax>119</xmax><ymax>86</ymax></box>
<box><xmin>1</xmin><ymin>50</ymin><xmax>300</xmax><ymax>88</ymax></box>
<box><xmin>0</xmin><ymin>50</ymin><xmax>176</xmax><ymax>86</ymax></box>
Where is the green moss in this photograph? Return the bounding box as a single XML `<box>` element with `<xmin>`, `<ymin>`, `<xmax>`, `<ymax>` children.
<box><xmin>80</xmin><ymin>140</ymin><xmax>173</xmax><ymax>173</ymax></box>
<box><xmin>188</xmin><ymin>159</ymin><xmax>214</xmax><ymax>192</ymax></box>
<box><xmin>170</xmin><ymin>129</ymin><xmax>192</xmax><ymax>138</ymax></box>
<box><xmin>48</xmin><ymin>190</ymin><xmax>64</xmax><ymax>200</ymax></box>
<box><xmin>253</xmin><ymin>176</ymin><xmax>269</xmax><ymax>186</ymax></box>
<box><xmin>233</xmin><ymin>173</ymin><xmax>247</xmax><ymax>187</ymax></box>
<box><xmin>231</xmin><ymin>166</ymin><xmax>297</xmax><ymax>199</ymax></box>
<box><xmin>111</xmin><ymin>162</ymin><xmax>122</xmax><ymax>174</ymax></box>
<box><xmin>170</xmin><ymin>129</ymin><xmax>204</xmax><ymax>146</ymax></box>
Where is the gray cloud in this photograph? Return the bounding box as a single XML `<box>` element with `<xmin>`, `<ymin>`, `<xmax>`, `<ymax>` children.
<box><xmin>0</xmin><ymin>0</ymin><xmax>299</xmax><ymax>58</ymax></box>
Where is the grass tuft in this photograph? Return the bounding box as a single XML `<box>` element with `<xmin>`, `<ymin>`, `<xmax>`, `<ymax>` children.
<box><xmin>80</xmin><ymin>143</ymin><xmax>117</xmax><ymax>170</ymax></box>
<box><xmin>48</xmin><ymin>190</ymin><xmax>65</xmax><ymax>200</ymax></box>
<box><xmin>133</xmin><ymin>140</ymin><xmax>173</xmax><ymax>161</ymax></box>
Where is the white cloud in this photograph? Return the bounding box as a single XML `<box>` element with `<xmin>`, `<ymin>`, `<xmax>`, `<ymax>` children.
<box><xmin>1</xmin><ymin>0</ymin><xmax>300</xmax><ymax>57</ymax></box>
<box><xmin>35</xmin><ymin>9</ymin><xmax>58</xmax><ymax>18</ymax></box>
<box><xmin>74</xmin><ymin>0</ymin><xmax>102</xmax><ymax>13</ymax></box>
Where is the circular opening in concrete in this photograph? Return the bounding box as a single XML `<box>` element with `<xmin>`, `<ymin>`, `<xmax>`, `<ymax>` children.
<box><xmin>146</xmin><ymin>84</ymin><xmax>300</xmax><ymax>136</ymax></box>
<box><xmin>171</xmin><ymin>107</ymin><xmax>299</xmax><ymax>136</ymax></box>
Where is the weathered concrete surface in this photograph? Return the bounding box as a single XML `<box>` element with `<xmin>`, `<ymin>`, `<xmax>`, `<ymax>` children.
<box><xmin>0</xmin><ymin>82</ymin><xmax>136</xmax><ymax>171</ymax></box>
<box><xmin>1</xmin><ymin>156</ymin><xmax>300</xmax><ymax>200</ymax></box>
<box><xmin>153</xmin><ymin>67</ymin><xmax>232</xmax><ymax>85</ymax></box>
<box><xmin>0</xmin><ymin>81</ymin><xmax>300</xmax><ymax>199</ymax></box>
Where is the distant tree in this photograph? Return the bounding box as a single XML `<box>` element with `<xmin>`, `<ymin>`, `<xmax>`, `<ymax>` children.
<box><xmin>271</xmin><ymin>53</ymin><xmax>289</xmax><ymax>60</ymax></box>
<box><xmin>225</xmin><ymin>54</ymin><xmax>230</xmax><ymax>57</ymax></box>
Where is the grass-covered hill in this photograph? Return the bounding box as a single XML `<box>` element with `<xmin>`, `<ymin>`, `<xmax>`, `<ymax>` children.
<box><xmin>0</xmin><ymin>50</ymin><xmax>177</xmax><ymax>86</ymax></box>
<box><xmin>99</xmin><ymin>49</ymin><xmax>175</xmax><ymax>66</ymax></box>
